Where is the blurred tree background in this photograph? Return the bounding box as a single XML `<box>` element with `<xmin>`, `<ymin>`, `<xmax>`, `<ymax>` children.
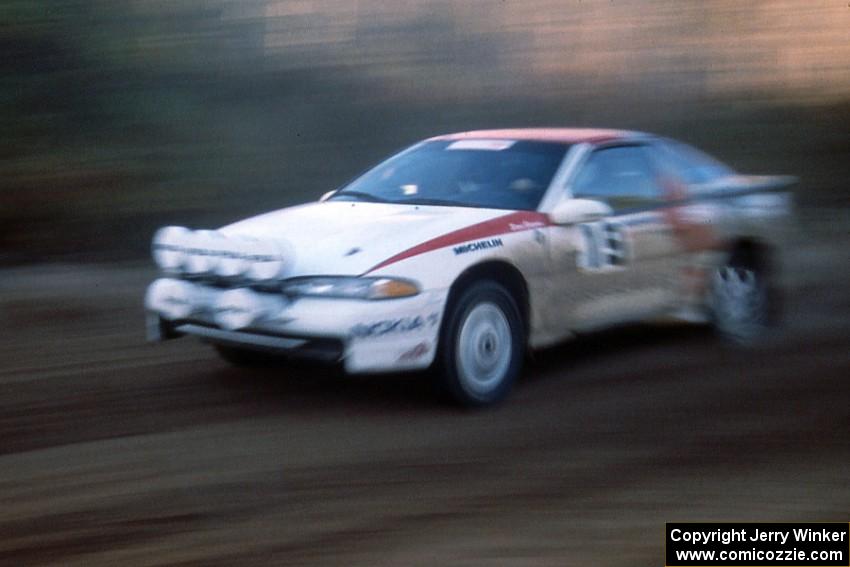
<box><xmin>2</xmin><ymin>0</ymin><xmax>848</xmax><ymax>263</ymax></box>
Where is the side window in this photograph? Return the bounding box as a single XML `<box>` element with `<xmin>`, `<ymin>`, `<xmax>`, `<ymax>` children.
<box><xmin>572</xmin><ymin>145</ymin><xmax>664</xmax><ymax>211</ymax></box>
<box><xmin>654</xmin><ymin>139</ymin><xmax>734</xmax><ymax>186</ymax></box>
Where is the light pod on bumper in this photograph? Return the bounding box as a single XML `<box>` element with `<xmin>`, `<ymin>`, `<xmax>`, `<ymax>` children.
<box><xmin>152</xmin><ymin>226</ymin><xmax>191</xmax><ymax>272</ymax></box>
<box><xmin>215</xmin><ymin>235</ymin><xmax>252</xmax><ymax>278</ymax></box>
<box><xmin>145</xmin><ymin>278</ymin><xmax>196</xmax><ymax>320</ymax></box>
<box><xmin>245</xmin><ymin>239</ymin><xmax>290</xmax><ymax>282</ymax></box>
<box><xmin>213</xmin><ymin>288</ymin><xmax>265</xmax><ymax>331</ymax></box>
<box><xmin>184</xmin><ymin>230</ymin><xmax>223</xmax><ymax>276</ymax></box>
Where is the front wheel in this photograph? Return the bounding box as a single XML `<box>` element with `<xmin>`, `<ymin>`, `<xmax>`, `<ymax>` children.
<box><xmin>437</xmin><ymin>281</ymin><xmax>525</xmax><ymax>407</ymax></box>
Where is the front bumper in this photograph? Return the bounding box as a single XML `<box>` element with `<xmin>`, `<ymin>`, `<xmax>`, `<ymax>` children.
<box><xmin>145</xmin><ymin>278</ymin><xmax>445</xmax><ymax>373</ymax></box>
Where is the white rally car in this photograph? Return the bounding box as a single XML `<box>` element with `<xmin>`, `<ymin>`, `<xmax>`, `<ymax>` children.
<box><xmin>145</xmin><ymin>128</ymin><xmax>794</xmax><ymax>406</ymax></box>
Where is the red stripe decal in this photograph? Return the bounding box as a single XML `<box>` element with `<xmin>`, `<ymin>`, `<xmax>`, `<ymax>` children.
<box><xmin>366</xmin><ymin>211</ymin><xmax>551</xmax><ymax>273</ymax></box>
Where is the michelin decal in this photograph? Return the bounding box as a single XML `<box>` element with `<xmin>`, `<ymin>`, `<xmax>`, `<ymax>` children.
<box><xmin>453</xmin><ymin>238</ymin><xmax>503</xmax><ymax>255</ymax></box>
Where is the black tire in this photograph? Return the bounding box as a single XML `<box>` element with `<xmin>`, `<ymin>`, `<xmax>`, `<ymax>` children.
<box><xmin>709</xmin><ymin>250</ymin><xmax>777</xmax><ymax>346</ymax></box>
<box><xmin>436</xmin><ymin>281</ymin><xmax>525</xmax><ymax>407</ymax></box>
<box><xmin>214</xmin><ymin>344</ymin><xmax>280</xmax><ymax>367</ymax></box>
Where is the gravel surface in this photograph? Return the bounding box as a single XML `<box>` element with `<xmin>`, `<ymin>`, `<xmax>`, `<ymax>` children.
<box><xmin>1</xmin><ymin>226</ymin><xmax>848</xmax><ymax>566</ymax></box>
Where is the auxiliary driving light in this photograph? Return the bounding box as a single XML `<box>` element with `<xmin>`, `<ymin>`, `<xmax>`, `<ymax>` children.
<box><xmin>152</xmin><ymin>226</ymin><xmax>191</xmax><ymax>272</ymax></box>
<box><xmin>213</xmin><ymin>288</ymin><xmax>264</xmax><ymax>331</ymax></box>
<box><xmin>184</xmin><ymin>230</ymin><xmax>222</xmax><ymax>275</ymax></box>
<box><xmin>145</xmin><ymin>278</ymin><xmax>195</xmax><ymax>320</ymax></box>
<box><xmin>245</xmin><ymin>239</ymin><xmax>288</xmax><ymax>282</ymax></box>
<box><xmin>215</xmin><ymin>235</ymin><xmax>251</xmax><ymax>278</ymax></box>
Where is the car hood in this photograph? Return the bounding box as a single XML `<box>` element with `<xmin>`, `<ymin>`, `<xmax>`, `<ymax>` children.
<box><xmin>220</xmin><ymin>201</ymin><xmax>512</xmax><ymax>277</ymax></box>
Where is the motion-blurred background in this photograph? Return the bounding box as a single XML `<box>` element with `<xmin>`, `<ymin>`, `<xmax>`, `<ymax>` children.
<box><xmin>2</xmin><ymin>3</ymin><xmax>850</xmax><ymax>566</ymax></box>
<box><xmin>3</xmin><ymin>0</ymin><xmax>849</xmax><ymax>263</ymax></box>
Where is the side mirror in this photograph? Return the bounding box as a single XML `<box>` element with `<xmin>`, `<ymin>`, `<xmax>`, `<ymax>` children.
<box><xmin>549</xmin><ymin>198</ymin><xmax>612</xmax><ymax>225</ymax></box>
<box><xmin>319</xmin><ymin>190</ymin><xmax>336</xmax><ymax>202</ymax></box>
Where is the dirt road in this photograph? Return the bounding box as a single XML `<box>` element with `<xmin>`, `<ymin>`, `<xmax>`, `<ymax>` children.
<box><xmin>1</xmin><ymin>225</ymin><xmax>848</xmax><ymax>566</ymax></box>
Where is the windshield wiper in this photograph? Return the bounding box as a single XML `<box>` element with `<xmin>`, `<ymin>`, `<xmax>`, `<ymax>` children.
<box><xmin>329</xmin><ymin>191</ymin><xmax>389</xmax><ymax>203</ymax></box>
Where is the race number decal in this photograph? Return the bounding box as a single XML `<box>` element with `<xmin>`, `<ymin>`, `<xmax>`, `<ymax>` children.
<box><xmin>577</xmin><ymin>221</ymin><xmax>629</xmax><ymax>271</ymax></box>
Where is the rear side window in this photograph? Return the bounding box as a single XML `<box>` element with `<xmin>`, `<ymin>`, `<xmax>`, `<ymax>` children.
<box><xmin>654</xmin><ymin>139</ymin><xmax>734</xmax><ymax>185</ymax></box>
<box><xmin>571</xmin><ymin>145</ymin><xmax>664</xmax><ymax>211</ymax></box>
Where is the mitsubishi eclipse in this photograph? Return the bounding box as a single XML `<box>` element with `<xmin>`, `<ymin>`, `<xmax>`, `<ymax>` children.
<box><xmin>145</xmin><ymin>128</ymin><xmax>794</xmax><ymax>406</ymax></box>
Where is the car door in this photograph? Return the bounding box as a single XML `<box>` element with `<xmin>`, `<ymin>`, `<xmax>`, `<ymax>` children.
<box><xmin>547</xmin><ymin>143</ymin><xmax>682</xmax><ymax>331</ymax></box>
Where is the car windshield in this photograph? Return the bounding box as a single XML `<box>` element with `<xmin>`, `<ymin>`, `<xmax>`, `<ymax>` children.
<box><xmin>330</xmin><ymin>140</ymin><xmax>569</xmax><ymax>211</ymax></box>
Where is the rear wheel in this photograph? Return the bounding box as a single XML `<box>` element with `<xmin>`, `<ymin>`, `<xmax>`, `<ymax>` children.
<box><xmin>437</xmin><ymin>281</ymin><xmax>524</xmax><ymax>407</ymax></box>
<box><xmin>710</xmin><ymin>252</ymin><xmax>775</xmax><ymax>345</ymax></box>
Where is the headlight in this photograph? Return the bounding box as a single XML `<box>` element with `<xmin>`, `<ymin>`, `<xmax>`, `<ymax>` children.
<box><xmin>281</xmin><ymin>277</ymin><xmax>419</xmax><ymax>300</ymax></box>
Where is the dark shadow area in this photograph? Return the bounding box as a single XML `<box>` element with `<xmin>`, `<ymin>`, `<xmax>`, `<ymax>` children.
<box><xmin>209</xmin><ymin>358</ymin><xmax>440</xmax><ymax>413</ymax></box>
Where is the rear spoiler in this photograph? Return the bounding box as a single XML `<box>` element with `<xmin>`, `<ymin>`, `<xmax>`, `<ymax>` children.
<box><xmin>696</xmin><ymin>174</ymin><xmax>797</xmax><ymax>200</ymax></box>
<box><xmin>716</xmin><ymin>174</ymin><xmax>797</xmax><ymax>219</ymax></box>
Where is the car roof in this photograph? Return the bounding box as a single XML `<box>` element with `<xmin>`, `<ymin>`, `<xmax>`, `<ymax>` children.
<box><xmin>428</xmin><ymin>128</ymin><xmax>645</xmax><ymax>145</ymax></box>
